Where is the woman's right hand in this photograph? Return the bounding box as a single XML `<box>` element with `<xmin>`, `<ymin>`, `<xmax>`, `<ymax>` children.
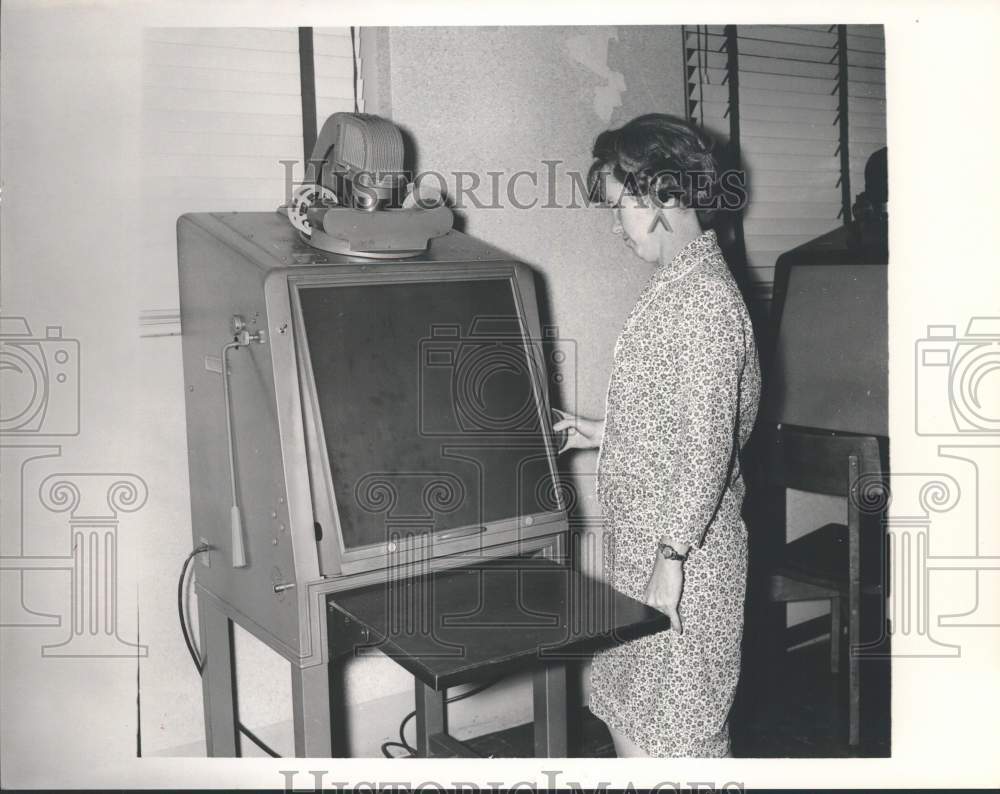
<box><xmin>552</xmin><ymin>409</ymin><xmax>605</xmax><ymax>453</ymax></box>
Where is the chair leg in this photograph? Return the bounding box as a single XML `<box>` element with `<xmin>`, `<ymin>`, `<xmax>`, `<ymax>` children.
<box><xmin>849</xmin><ymin>609</ymin><xmax>861</xmax><ymax>747</ymax></box>
<box><xmin>829</xmin><ymin>596</ymin><xmax>841</xmax><ymax>675</ymax></box>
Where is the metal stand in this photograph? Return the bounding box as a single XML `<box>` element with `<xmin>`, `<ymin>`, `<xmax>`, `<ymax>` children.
<box><xmin>198</xmin><ymin>597</ymin><xmax>238</xmax><ymax>756</ymax></box>
<box><xmin>292</xmin><ymin>663</ymin><xmax>334</xmax><ymax>757</ymax></box>
<box><xmin>410</xmin><ymin>661</ymin><xmax>568</xmax><ymax>758</ymax></box>
<box><xmin>533</xmin><ymin>662</ymin><xmax>568</xmax><ymax>757</ymax></box>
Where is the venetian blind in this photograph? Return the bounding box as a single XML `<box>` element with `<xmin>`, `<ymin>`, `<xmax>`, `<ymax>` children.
<box><xmin>139</xmin><ymin>27</ymin><xmax>362</xmax><ymax>336</ymax></box>
<box><xmin>314</xmin><ymin>28</ymin><xmax>364</xmax><ymax>122</ymax></box>
<box><xmin>685</xmin><ymin>24</ymin><xmax>886</xmax><ymax>307</ymax></box>
<box><xmin>845</xmin><ymin>25</ymin><xmax>887</xmax><ymax>204</ymax></box>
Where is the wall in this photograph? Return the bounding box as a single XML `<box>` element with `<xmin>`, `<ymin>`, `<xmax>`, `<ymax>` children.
<box><xmin>0</xmin><ymin>12</ymin><xmax>691</xmax><ymax>766</ymax></box>
<box><xmin>379</xmin><ymin>24</ymin><xmax>688</xmax><ymax>571</ymax></box>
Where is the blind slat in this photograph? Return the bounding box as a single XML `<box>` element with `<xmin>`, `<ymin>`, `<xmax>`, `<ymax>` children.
<box><xmin>744</xmin><ymin>217</ymin><xmax>841</xmax><ymax>236</ymax></box>
<box><xmin>748</xmin><ymin>171</ymin><xmax>844</xmax><ymax>188</ymax></box>
<box><xmin>738</xmin><ymin>87</ymin><xmax>840</xmax><ymax>111</ymax></box>
<box><xmin>744</xmin><ymin>152</ymin><xmax>842</xmax><ymax>172</ymax></box>
<box><xmin>848</xmin><ymin>126</ymin><xmax>889</xmax><ymax>145</ymax></box>
<box><xmin>845</xmin><ymin>24</ymin><xmax>885</xmax><ymax>40</ymax></box>
<box><xmin>745</xmin><ymin>201</ymin><xmax>845</xmax><ymax>220</ymax></box>
<box><xmin>143</xmin><ymin>130</ymin><xmax>304</xmax><ymax>157</ymax></box>
<box><xmin>734</xmin><ymin>71</ymin><xmax>840</xmax><ymax>95</ymax></box>
<box><xmin>316</xmin><ymin>97</ymin><xmax>363</xmax><ymax>118</ymax></box>
<box><xmin>144</xmin><ymin>85</ymin><xmax>302</xmax><ymax>115</ymax></box>
<box><xmin>740</xmin><ymin>135</ymin><xmax>839</xmax><ymax>157</ymax></box>
<box><xmin>728</xmin><ymin>102</ymin><xmax>840</xmax><ymax>125</ymax></box>
<box><xmin>748</xmin><ymin>186</ymin><xmax>843</xmax><ymax>203</ymax></box>
<box><xmin>745</xmin><ymin>232</ymin><xmax>838</xmax><ymax>252</ymax></box>
<box><xmin>739</xmin><ymin>119</ymin><xmax>840</xmax><ymax>142</ymax></box>
<box><xmin>735</xmin><ymin>38</ymin><xmax>838</xmax><ymax>63</ymax></box>
<box><xmin>145</xmin><ymin>40</ymin><xmax>300</xmax><ymax>74</ymax></box>
<box><xmin>736</xmin><ymin>25</ymin><xmax>837</xmax><ymax>48</ymax></box>
<box><xmin>846</xmin><ymin>33</ymin><xmax>885</xmax><ymax>54</ymax></box>
<box><xmin>848</xmin><ymin>95</ymin><xmax>887</xmax><ymax>114</ymax></box>
<box><xmin>314</xmin><ymin>53</ymin><xmax>356</xmax><ymax>78</ymax></box>
<box><xmin>145</xmin><ymin>154</ymin><xmax>303</xmax><ymax>179</ymax></box>
<box><xmin>142</xmin><ymin>64</ymin><xmax>302</xmax><ymax>96</ymax></box>
<box><xmin>146</xmin><ymin>27</ymin><xmax>300</xmax><ymax>53</ymax></box>
<box><xmin>312</xmin><ymin>33</ymin><xmax>354</xmax><ymax>58</ymax></box>
<box><xmin>846</xmin><ymin>65</ymin><xmax>887</xmax><ymax>84</ymax></box>
<box><xmin>144</xmin><ymin>109</ymin><xmax>302</xmax><ymax>136</ymax></box>
<box><xmin>847</xmin><ymin>50</ymin><xmax>886</xmax><ymax>69</ymax></box>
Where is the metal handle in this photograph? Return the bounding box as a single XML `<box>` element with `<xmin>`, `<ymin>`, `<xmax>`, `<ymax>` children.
<box><xmin>437</xmin><ymin>526</ymin><xmax>486</xmax><ymax>542</ymax></box>
<box><xmin>222</xmin><ymin>316</ymin><xmax>266</xmax><ymax>569</ymax></box>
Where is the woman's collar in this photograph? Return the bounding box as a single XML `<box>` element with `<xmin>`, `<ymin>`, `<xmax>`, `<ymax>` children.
<box><xmin>653</xmin><ymin>228</ymin><xmax>719</xmax><ymax>283</ymax></box>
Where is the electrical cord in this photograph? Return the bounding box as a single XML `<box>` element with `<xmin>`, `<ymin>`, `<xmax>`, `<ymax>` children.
<box><xmin>350</xmin><ymin>27</ymin><xmax>359</xmax><ymax>114</ymax></box>
<box><xmin>182</xmin><ymin>546</ymin><xmax>501</xmax><ymax>760</ymax></box>
<box><xmin>177</xmin><ymin>544</ymin><xmax>281</xmax><ymax>758</ymax></box>
<box><xmin>380</xmin><ymin>676</ymin><xmax>504</xmax><ymax>758</ymax></box>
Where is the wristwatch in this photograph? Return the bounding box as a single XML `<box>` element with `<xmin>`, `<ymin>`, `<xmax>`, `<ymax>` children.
<box><xmin>656</xmin><ymin>541</ymin><xmax>688</xmax><ymax>562</ymax></box>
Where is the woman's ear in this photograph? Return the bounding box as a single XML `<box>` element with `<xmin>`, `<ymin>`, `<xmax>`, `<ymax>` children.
<box><xmin>650</xmin><ymin>171</ymin><xmax>685</xmax><ymax>209</ymax></box>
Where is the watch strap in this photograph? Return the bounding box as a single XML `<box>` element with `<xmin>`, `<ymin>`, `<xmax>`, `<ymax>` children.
<box><xmin>657</xmin><ymin>541</ymin><xmax>688</xmax><ymax>562</ymax></box>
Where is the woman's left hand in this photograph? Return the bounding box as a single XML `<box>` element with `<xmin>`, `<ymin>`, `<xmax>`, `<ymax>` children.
<box><xmin>643</xmin><ymin>556</ymin><xmax>684</xmax><ymax>634</ymax></box>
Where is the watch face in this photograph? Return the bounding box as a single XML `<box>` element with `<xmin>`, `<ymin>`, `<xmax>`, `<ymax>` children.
<box><xmin>659</xmin><ymin>543</ymin><xmax>683</xmax><ymax>560</ymax></box>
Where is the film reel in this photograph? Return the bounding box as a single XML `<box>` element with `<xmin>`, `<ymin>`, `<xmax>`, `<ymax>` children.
<box><xmin>287</xmin><ymin>184</ymin><xmax>338</xmax><ymax>235</ymax></box>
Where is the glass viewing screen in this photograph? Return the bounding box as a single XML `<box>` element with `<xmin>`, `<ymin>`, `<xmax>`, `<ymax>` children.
<box><xmin>297</xmin><ymin>278</ymin><xmax>557</xmax><ymax>551</ymax></box>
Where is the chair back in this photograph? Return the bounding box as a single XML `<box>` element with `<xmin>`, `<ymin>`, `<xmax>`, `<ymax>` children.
<box><xmin>752</xmin><ymin>423</ymin><xmax>883</xmax><ymax>497</ymax></box>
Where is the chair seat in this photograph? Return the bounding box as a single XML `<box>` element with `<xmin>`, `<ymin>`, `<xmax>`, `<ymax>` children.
<box><xmin>775</xmin><ymin>522</ymin><xmax>884</xmax><ymax>594</ymax></box>
<box><xmin>769</xmin><ymin>573</ymin><xmax>840</xmax><ymax>603</ymax></box>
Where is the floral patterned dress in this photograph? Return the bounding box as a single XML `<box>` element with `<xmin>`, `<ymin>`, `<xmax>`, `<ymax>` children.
<box><xmin>588</xmin><ymin>229</ymin><xmax>761</xmax><ymax>757</ymax></box>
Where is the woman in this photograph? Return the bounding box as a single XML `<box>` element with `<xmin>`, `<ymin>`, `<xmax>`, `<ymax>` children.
<box><xmin>554</xmin><ymin>114</ymin><xmax>760</xmax><ymax>758</ymax></box>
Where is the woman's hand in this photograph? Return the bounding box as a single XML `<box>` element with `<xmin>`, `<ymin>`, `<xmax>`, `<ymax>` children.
<box><xmin>551</xmin><ymin>409</ymin><xmax>605</xmax><ymax>454</ymax></box>
<box><xmin>643</xmin><ymin>556</ymin><xmax>685</xmax><ymax>634</ymax></box>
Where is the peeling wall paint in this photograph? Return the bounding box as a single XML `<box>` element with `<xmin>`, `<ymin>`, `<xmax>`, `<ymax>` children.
<box><xmin>565</xmin><ymin>28</ymin><xmax>627</xmax><ymax>123</ymax></box>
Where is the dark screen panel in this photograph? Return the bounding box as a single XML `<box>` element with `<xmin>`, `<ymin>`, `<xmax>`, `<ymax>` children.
<box><xmin>764</xmin><ymin>264</ymin><xmax>888</xmax><ymax>436</ymax></box>
<box><xmin>298</xmin><ymin>279</ymin><xmax>556</xmax><ymax>550</ymax></box>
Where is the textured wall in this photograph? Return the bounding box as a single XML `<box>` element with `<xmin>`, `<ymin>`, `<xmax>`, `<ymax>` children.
<box><xmin>383</xmin><ymin>25</ymin><xmax>687</xmax><ymax>570</ymax></box>
<box><xmin>352</xmin><ymin>25</ymin><xmax>690</xmax><ymax>736</ymax></box>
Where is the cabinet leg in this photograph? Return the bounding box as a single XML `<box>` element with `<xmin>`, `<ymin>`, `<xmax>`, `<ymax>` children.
<box><xmin>292</xmin><ymin>663</ymin><xmax>334</xmax><ymax>757</ymax></box>
<box><xmin>198</xmin><ymin>598</ymin><xmax>238</xmax><ymax>757</ymax></box>
<box><xmin>533</xmin><ymin>663</ymin><xmax>568</xmax><ymax>757</ymax></box>
<box><xmin>414</xmin><ymin>680</ymin><xmax>446</xmax><ymax>757</ymax></box>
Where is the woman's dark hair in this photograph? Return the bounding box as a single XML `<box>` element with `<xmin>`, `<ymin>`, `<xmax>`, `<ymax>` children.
<box><xmin>588</xmin><ymin>113</ymin><xmax>720</xmax><ymax>225</ymax></box>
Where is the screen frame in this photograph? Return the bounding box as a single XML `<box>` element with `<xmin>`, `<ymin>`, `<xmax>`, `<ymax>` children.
<box><xmin>272</xmin><ymin>260</ymin><xmax>568</xmax><ymax>579</ymax></box>
<box><xmin>765</xmin><ymin>259</ymin><xmax>888</xmax><ymax>437</ymax></box>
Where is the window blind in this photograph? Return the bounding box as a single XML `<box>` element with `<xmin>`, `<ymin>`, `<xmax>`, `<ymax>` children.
<box><xmin>685</xmin><ymin>24</ymin><xmax>886</xmax><ymax>308</ymax></box>
<box><xmin>845</xmin><ymin>25</ymin><xmax>887</xmax><ymax>205</ymax></box>
<box><xmin>141</xmin><ymin>27</ymin><xmax>308</xmax><ymax>211</ymax></box>
<box><xmin>314</xmin><ymin>28</ymin><xmax>364</xmax><ymax>121</ymax></box>
<box><xmin>139</xmin><ymin>27</ymin><xmax>361</xmax><ymax>336</ymax></box>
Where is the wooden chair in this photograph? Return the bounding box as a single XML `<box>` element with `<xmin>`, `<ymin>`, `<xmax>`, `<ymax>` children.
<box><xmin>752</xmin><ymin>423</ymin><xmax>887</xmax><ymax>748</ymax></box>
